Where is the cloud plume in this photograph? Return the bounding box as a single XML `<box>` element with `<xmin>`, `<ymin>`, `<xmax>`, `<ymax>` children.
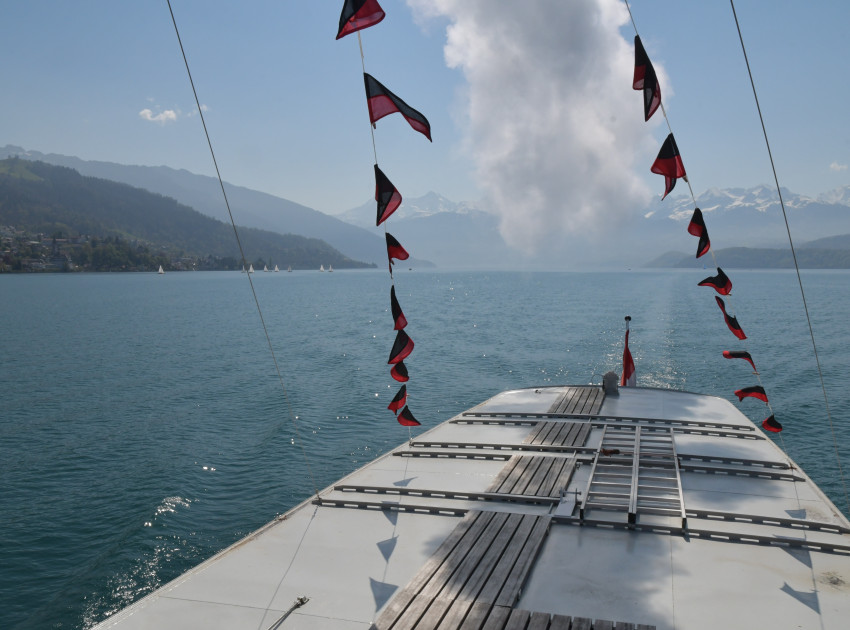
<box><xmin>139</xmin><ymin>108</ymin><xmax>178</xmax><ymax>124</ymax></box>
<box><xmin>408</xmin><ymin>0</ymin><xmax>659</xmax><ymax>251</ymax></box>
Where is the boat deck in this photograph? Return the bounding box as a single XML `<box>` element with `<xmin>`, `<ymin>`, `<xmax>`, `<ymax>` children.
<box><xmin>94</xmin><ymin>386</ymin><xmax>850</xmax><ymax>630</ymax></box>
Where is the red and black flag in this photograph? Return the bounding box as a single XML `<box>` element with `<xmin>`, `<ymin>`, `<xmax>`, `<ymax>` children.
<box><xmin>388</xmin><ymin>329</ymin><xmax>414</xmax><ymax>364</ymax></box>
<box><xmin>698</xmin><ymin>267</ymin><xmax>732</xmax><ymax>295</ymax></box>
<box><xmin>723</xmin><ymin>350</ymin><xmax>757</xmax><ymax>372</ymax></box>
<box><xmin>715</xmin><ymin>296</ymin><xmax>747</xmax><ymax>340</ymax></box>
<box><xmin>762</xmin><ymin>414</ymin><xmax>782</xmax><ymax>433</ymax></box>
<box><xmin>621</xmin><ymin>316</ymin><xmax>635</xmax><ymax>387</ymax></box>
<box><xmin>397</xmin><ymin>405</ymin><xmax>420</xmax><ymax>427</ymax></box>
<box><xmin>375</xmin><ymin>164</ymin><xmax>402</xmax><ymax>226</ymax></box>
<box><xmin>336</xmin><ymin>0</ymin><xmax>385</xmax><ymax>40</ymax></box>
<box><xmin>651</xmin><ymin>134</ymin><xmax>686</xmax><ymax>199</ymax></box>
<box><xmin>364</xmin><ymin>73</ymin><xmax>432</xmax><ymax>141</ymax></box>
<box><xmin>390</xmin><ymin>285</ymin><xmax>407</xmax><ymax>330</ymax></box>
<box><xmin>387</xmin><ymin>384</ymin><xmax>407</xmax><ymax>414</ymax></box>
<box><xmin>390</xmin><ymin>360</ymin><xmax>409</xmax><ymax>382</ymax></box>
<box><xmin>735</xmin><ymin>386</ymin><xmax>768</xmax><ymax>403</ymax></box>
<box><xmin>633</xmin><ymin>35</ymin><xmax>661</xmax><ymax>121</ymax></box>
<box><xmin>386</xmin><ymin>232</ymin><xmax>409</xmax><ymax>269</ymax></box>
<box><xmin>687</xmin><ymin>207</ymin><xmax>711</xmax><ymax>258</ymax></box>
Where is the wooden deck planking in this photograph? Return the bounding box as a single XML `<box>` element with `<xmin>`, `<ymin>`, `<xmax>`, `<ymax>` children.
<box><xmin>503</xmin><ymin>608</ymin><xmax>531</xmax><ymax>629</ymax></box>
<box><xmin>547</xmin><ymin>386</ymin><xmax>605</xmax><ymax>416</ymax></box>
<box><xmin>494</xmin><ymin>515</ymin><xmax>551</xmax><ymax>607</ymax></box>
<box><xmin>374</xmin><ymin>511</ymin><xmax>494</xmax><ymax>629</ymax></box>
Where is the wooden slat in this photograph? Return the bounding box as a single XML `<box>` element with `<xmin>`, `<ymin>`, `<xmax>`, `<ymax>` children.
<box><xmin>527</xmin><ymin>611</ymin><xmax>551</xmax><ymax>630</ymax></box>
<box><xmin>459</xmin><ymin>601</ymin><xmax>491</xmax><ymax>630</ymax></box>
<box><xmin>475</xmin><ymin>514</ymin><xmax>541</xmax><ymax>605</ymax></box>
<box><xmin>373</xmin><ymin>511</ymin><xmax>493</xmax><ymax>629</ymax></box>
<box><xmin>486</xmin><ymin>456</ymin><xmax>523</xmax><ymax>493</ymax></box>
<box><xmin>413</xmin><ymin>513</ymin><xmax>514</xmax><ymax>630</ymax></box>
<box><xmin>481</xmin><ymin>606</ymin><xmax>512</xmax><ymax>629</ymax></box>
<box><xmin>503</xmin><ymin>608</ymin><xmax>531</xmax><ymax>630</ymax></box>
<box><xmin>538</xmin><ymin>457</ymin><xmax>569</xmax><ymax>497</ymax></box>
<box><xmin>524</xmin><ymin>422</ymin><xmax>549</xmax><ymax>445</ymax></box>
<box><xmin>613</xmin><ymin>623</ymin><xmax>636</xmax><ymax>630</ymax></box>
<box><xmin>552</xmin><ymin>457</ymin><xmax>577</xmax><ymax>497</ymax></box>
<box><xmin>522</xmin><ymin>457</ymin><xmax>557</xmax><ymax>496</ymax></box>
<box><xmin>550</xmin><ymin>422</ymin><xmax>577</xmax><ymax>446</ymax></box>
<box><xmin>494</xmin><ymin>515</ymin><xmax>552</xmax><ymax>607</ymax></box>
<box><xmin>502</xmin><ymin>457</ymin><xmax>544</xmax><ymax>495</ymax></box>
<box><xmin>575</xmin><ymin>422</ymin><xmax>592</xmax><ymax>447</ymax></box>
<box><xmin>595</xmin><ymin>620</ymin><xmax>614</xmax><ymax>630</ymax></box>
<box><xmin>549</xmin><ymin>615</ymin><xmax>573</xmax><ymax>630</ymax></box>
<box><xmin>572</xmin><ymin>618</ymin><xmax>593</xmax><ymax>630</ymax></box>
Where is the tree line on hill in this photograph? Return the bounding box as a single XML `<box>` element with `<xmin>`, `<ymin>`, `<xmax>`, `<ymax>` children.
<box><xmin>0</xmin><ymin>158</ymin><xmax>374</xmax><ymax>272</ymax></box>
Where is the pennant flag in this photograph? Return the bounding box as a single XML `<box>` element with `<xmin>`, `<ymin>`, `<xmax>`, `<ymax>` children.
<box><xmin>336</xmin><ymin>0</ymin><xmax>386</xmax><ymax>40</ymax></box>
<box><xmin>687</xmin><ymin>207</ymin><xmax>711</xmax><ymax>258</ymax></box>
<box><xmin>698</xmin><ymin>267</ymin><xmax>732</xmax><ymax>295</ymax></box>
<box><xmin>364</xmin><ymin>73</ymin><xmax>432</xmax><ymax>141</ymax></box>
<box><xmin>651</xmin><ymin>133</ymin><xmax>686</xmax><ymax>199</ymax></box>
<box><xmin>633</xmin><ymin>36</ymin><xmax>661</xmax><ymax>121</ymax></box>
<box><xmin>734</xmin><ymin>386</ymin><xmax>768</xmax><ymax>403</ymax></box>
<box><xmin>762</xmin><ymin>414</ymin><xmax>783</xmax><ymax>433</ymax></box>
<box><xmin>621</xmin><ymin>316</ymin><xmax>636</xmax><ymax>387</ymax></box>
<box><xmin>723</xmin><ymin>350</ymin><xmax>757</xmax><ymax>372</ymax></box>
<box><xmin>375</xmin><ymin>164</ymin><xmax>402</xmax><ymax>226</ymax></box>
<box><xmin>397</xmin><ymin>405</ymin><xmax>420</xmax><ymax>426</ymax></box>
<box><xmin>388</xmin><ymin>329</ymin><xmax>414</xmax><ymax>364</ymax></box>
<box><xmin>715</xmin><ymin>296</ymin><xmax>747</xmax><ymax>340</ymax></box>
<box><xmin>386</xmin><ymin>233</ymin><xmax>409</xmax><ymax>268</ymax></box>
<box><xmin>390</xmin><ymin>361</ymin><xmax>409</xmax><ymax>382</ymax></box>
<box><xmin>390</xmin><ymin>285</ymin><xmax>407</xmax><ymax>330</ymax></box>
<box><xmin>387</xmin><ymin>384</ymin><xmax>407</xmax><ymax>414</ymax></box>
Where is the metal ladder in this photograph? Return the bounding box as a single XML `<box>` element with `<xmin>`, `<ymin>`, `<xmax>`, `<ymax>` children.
<box><xmin>581</xmin><ymin>425</ymin><xmax>686</xmax><ymax>527</ymax></box>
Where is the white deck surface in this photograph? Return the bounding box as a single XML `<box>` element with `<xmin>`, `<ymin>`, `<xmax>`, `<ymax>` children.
<box><xmin>93</xmin><ymin>386</ymin><xmax>850</xmax><ymax>629</ymax></box>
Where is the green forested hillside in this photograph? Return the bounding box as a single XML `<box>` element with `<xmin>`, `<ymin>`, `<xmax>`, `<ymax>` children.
<box><xmin>0</xmin><ymin>159</ymin><xmax>373</xmax><ymax>271</ymax></box>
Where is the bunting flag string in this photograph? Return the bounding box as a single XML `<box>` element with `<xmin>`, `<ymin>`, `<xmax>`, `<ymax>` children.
<box><xmin>388</xmin><ymin>329</ymin><xmax>414</xmax><ymax>364</ymax></box>
<box><xmin>762</xmin><ymin>414</ymin><xmax>783</xmax><ymax>433</ymax></box>
<box><xmin>651</xmin><ymin>133</ymin><xmax>687</xmax><ymax>199</ymax></box>
<box><xmin>722</xmin><ymin>350</ymin><xmax>758</xmax><ymax>373</ymax></box>
<box><xmin>336</xmin><ymin>2</ymin><xmax>427</xmax><ymax>431</ymax></box>
<box><xmin>698</xmin><ymin>267</ymin><xmax>732</xmax><ymax>295</ymax></box>
<box><xmin>734</xmin><ymin>386</ymin><xmax>768</xmax><ymax>403</ymax></box>
<box><xmin>387</xmin><ymin>384</ymin><xmax>407</xmax><ymax>414</ymax></box>
<box><xmin>626</xmin><ymin>2</ymin><xmax>780</xmax><ymax>432</ymax></box>
<box><xmin>390</xmin><ymin>361</ymin><xmax>409</xmax><ymax>382</ymax></box>
<box><xmin>390</xmin><ymin>285</ymin><xmax>407</xmax><ymax>330</ymax></box>
<box><xmin>375</xmin><ymin>164</ymin><xmax>402</xmax><ymax>226</ymax></box>
<box><xmin>687</xmin><ymin>208</ymin><xmax>711</xmax><ymax>258</ymax></box>
<box><xmin>364</xmin><ymin>73</ymin><xmax>432</xmax><ymax>141</ymax></box>
<box><xmin>336</xmin><ymin>0</ymin><xmax>386</xmax><ymax>40</ymax></box>
<box><xmin>386</xmin><ymin>232</ymin><xmax>410</xmax><ymax>270</ymax></box>
<box><xmin>632</xmin><ymin>35</ymin><xmax>661</xmax><ymax>121</ymax></box>
<box><xmin>397</xmin><ymin>406</ymin><xmax>420</xmax><ymax>426</ymax></box>
<box><xmin>715</xmin><ymin>296</ymin><xmax>747</xmax><ymax>340</ymax></box>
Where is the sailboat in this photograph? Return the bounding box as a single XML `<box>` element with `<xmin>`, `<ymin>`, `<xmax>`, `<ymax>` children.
<box><xmin>263</xmin><ymin>264</ymin><xmax>269</xmax><ymax>272</ymax></box>
<box><xmin>274</xmin><ymin>265</ymin><xmax>279</xmax><ymax>272</ymax></box>
<box><xmin>157</xmin><ymin>265</ymin><xmax>164</xmax><ymax>275</ymax></box>
<box><xmin>319</xmin><ymin>264</ymin><xmax>325</xmax><ymax>272</ymax></box>
<box><xmin>328</xmin><ymin>264</ymin><xmax>333</xmax><ymax>272</ymax></box>
<box><xmin>287</xmin><ymin>265</ymin><xmax>292</xmax><ymax>272</ymax></box>
<box><xmin>248</xmin><ymin>264</ymin><xmax>254</xmax><ymax>274</ymax></box>
<box><xmin>91</xmin><ymin>5</ymin><xmax>850</xmax><ymax>630</ymax></box>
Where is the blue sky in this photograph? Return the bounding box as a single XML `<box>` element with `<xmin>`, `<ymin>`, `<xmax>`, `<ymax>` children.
<box><xmin>3</xmin><ymin>1</ymin><xmax>849</xmax><ymax>250</ymax></box>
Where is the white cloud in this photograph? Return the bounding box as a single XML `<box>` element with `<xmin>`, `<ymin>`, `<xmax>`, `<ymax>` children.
<box><xmin>139</xmin><ymin>108</ymin><xmax>178</xmax><ymax>124</ymax></box>
<box><xmin>407</xmin><ymin>0</ymin><xmax>659</xmax><ymax>252</ymax></box>
<box><xmin>829</xmin><ymin>161</ymin><xmax>848</xmax><ymax>172</ymax></box>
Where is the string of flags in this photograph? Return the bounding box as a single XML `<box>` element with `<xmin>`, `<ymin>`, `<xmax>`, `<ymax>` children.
<box><xmin>629</xmin><ymin>31</ymin><xmax>781</xmax><ymax>433</ymax></box>
<box><xmin>337</xmin><ymin>0</ymin><xmax>428</xmax><ymax>428</ymax></box>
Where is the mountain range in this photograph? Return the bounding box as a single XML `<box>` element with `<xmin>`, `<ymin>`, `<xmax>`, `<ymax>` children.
<box><xmin>4</xmin><ymin>144</ymin><xmax>850</xmax><ymax>269</ymax></box>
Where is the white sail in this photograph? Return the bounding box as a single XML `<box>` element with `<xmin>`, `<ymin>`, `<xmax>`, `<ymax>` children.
<box><xmin>274</xmin><ymin>265</ymin><xmax>279</xmax><ymax>272</ymax></box>
<box><xmin>157</xmin><ymin>265</ymin><xmax>164</xmax><ymax>274</ymax></box>
<box><xmin>248</xmin><ymin>264</ymin><xmax>254</xmax><ymax>273</ymax></box>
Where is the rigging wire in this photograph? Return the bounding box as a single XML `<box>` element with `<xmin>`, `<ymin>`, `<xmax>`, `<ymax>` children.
<box><xmin>730</xmin><ymin>0</ymin><xmax>849</xmax><ymax>515</ymax></box>
<box><xmin>165</xmin><ymin>0</ymin><xmax>320</xmax><ymax>498</ymax></box>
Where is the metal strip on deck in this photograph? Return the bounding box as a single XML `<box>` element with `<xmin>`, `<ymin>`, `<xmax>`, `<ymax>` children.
<box><xmin>372</xmin><ymin>511</ymin><xmax>552</xmax><ymax>629</ymax></box>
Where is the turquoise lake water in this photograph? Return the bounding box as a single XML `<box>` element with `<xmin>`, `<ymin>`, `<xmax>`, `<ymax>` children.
<box><xmin>2</xmin><ymin>269</ymin><xmax>848</xmax><ymax>628</ymax></box>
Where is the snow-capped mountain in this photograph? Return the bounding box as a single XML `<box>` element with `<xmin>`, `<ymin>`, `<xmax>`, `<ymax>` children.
<box><xmin>336</xmin><ymin>191</ymin><xmax>481</xmax><ymax>228</ymax></box>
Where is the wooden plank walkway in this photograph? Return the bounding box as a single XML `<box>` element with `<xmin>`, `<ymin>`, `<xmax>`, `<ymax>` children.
<box><xmin>523</xmin><ymin>421</ymin><xmax>592</xmax><ymax>447</ymax></box>
<box><xmin>547</xmin><ymin>387</ymin><xmax>604</xmax><ymax>415</ymax></box>
<box><xmin>486</xmin><ymin>455</ymin><xmax>577</xmax><ymax>498</ymax></box>
<box><xmin>372</xmin><ymin>510</ymin><xmax>551</xmax><ymax>629</ymax></box>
